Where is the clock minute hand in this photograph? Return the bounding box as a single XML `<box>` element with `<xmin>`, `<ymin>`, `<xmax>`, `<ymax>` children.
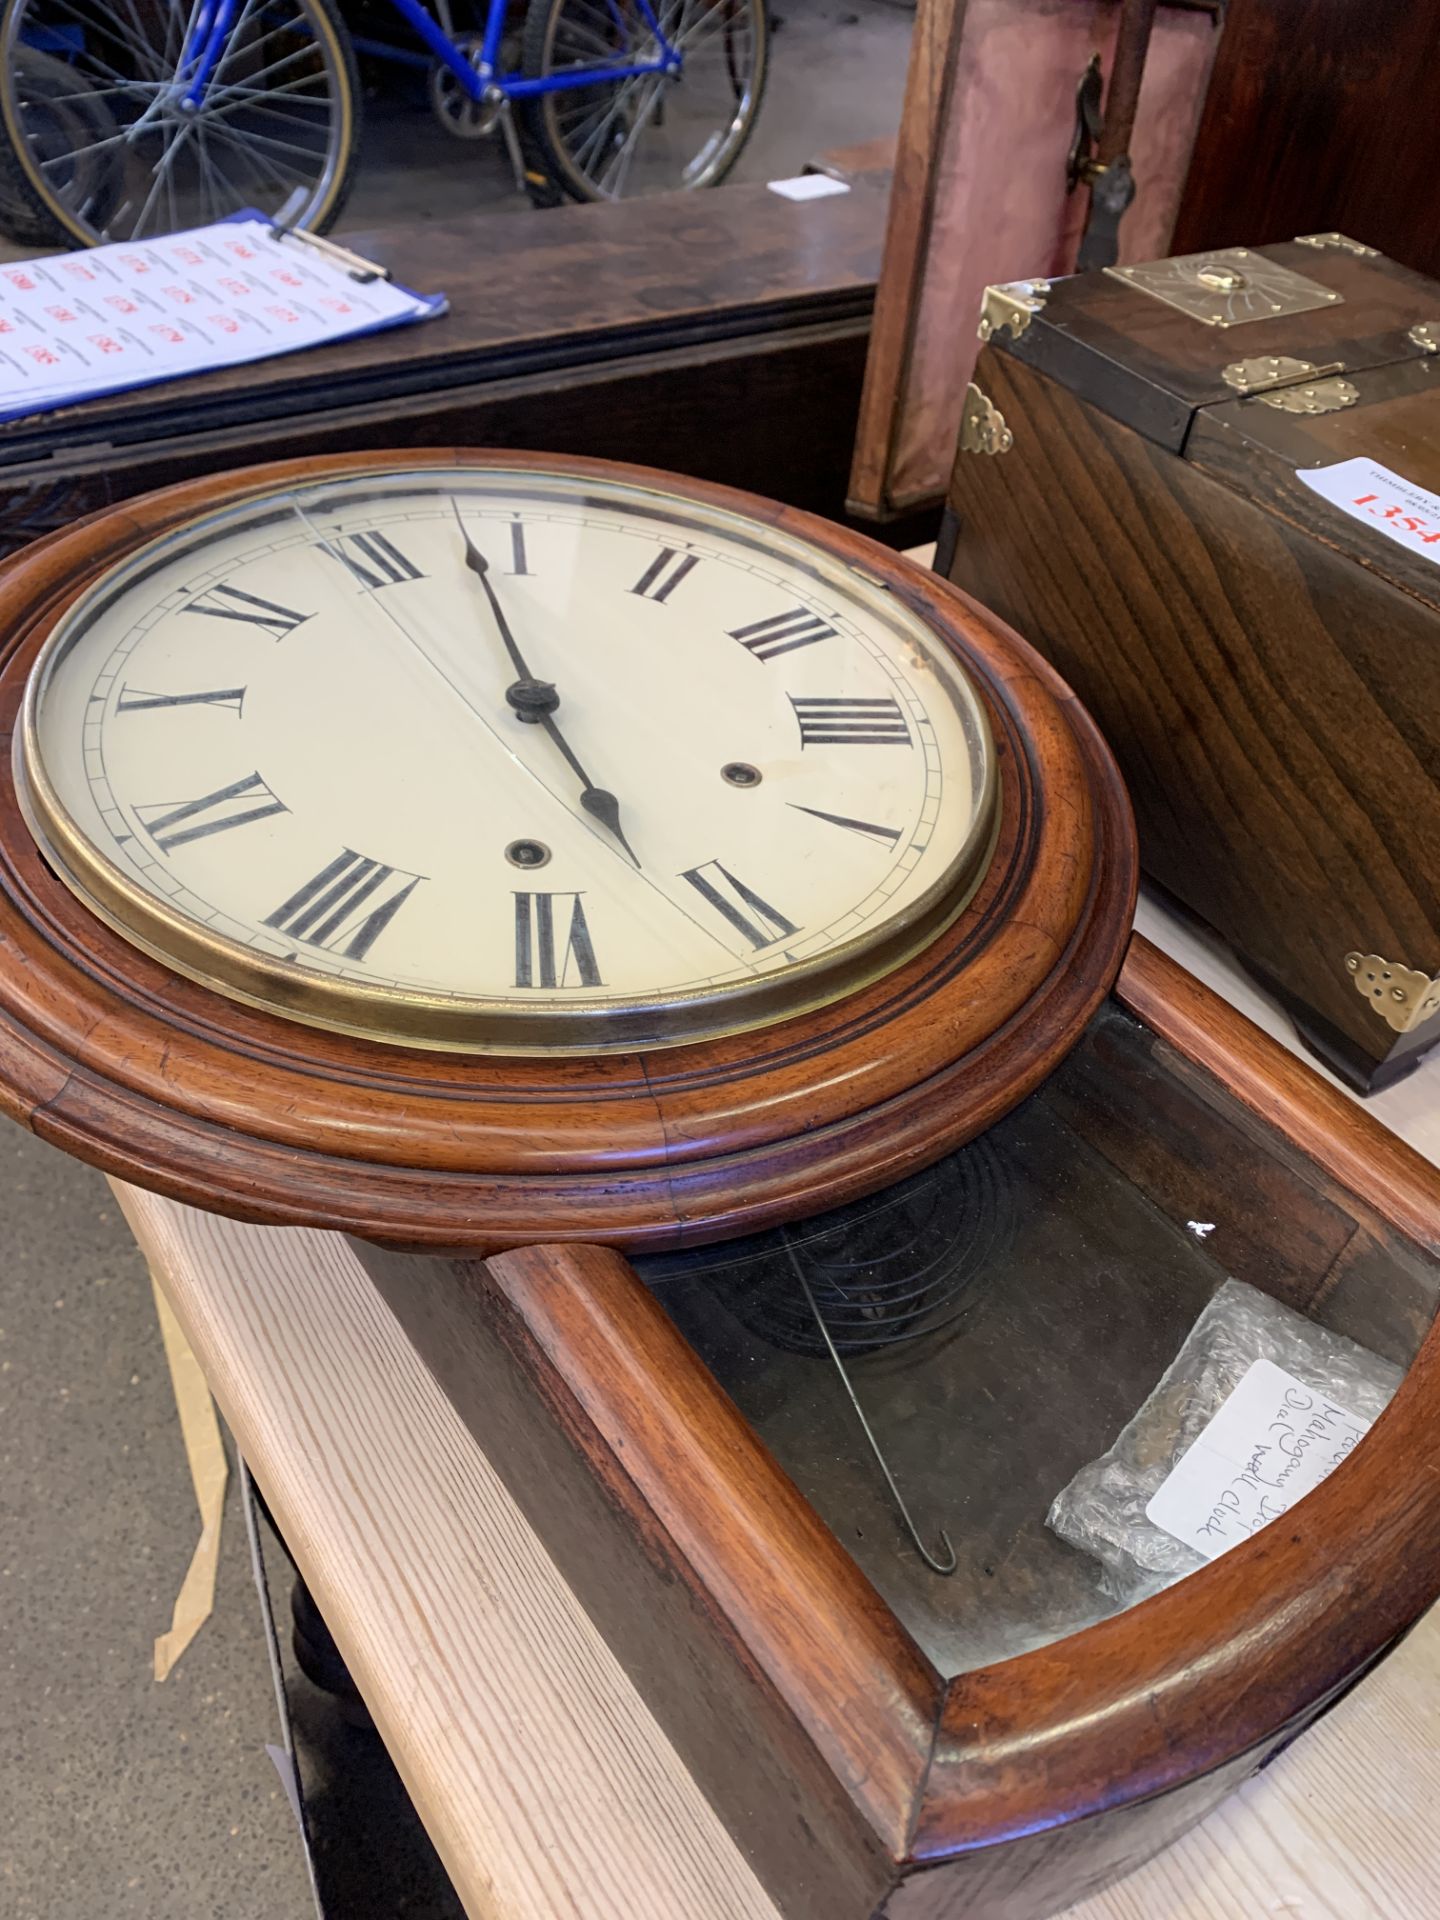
<box><xmin>455</xmin><ymin>510</ymin><xmax>533</xmax><ymax>682</ymax></box>
<box><xmin>456</xmin><ymin>515</ymin><xmax>641</xmax><ymax>870</ymax></box>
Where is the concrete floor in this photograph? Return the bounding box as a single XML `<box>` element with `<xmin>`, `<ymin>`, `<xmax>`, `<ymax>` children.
<box><xmin>0</xmin><ymin>4</ymin><xmax>913</xmax><ymax>1914</ymax></box>
<box><xmin>340</xmin><ymin>0</ymin><xmax>915</xmax><ymax>232</ymax></box>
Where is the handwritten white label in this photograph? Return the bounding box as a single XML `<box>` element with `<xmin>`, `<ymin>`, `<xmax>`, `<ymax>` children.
<box><xmin>1298</xmin><ymin>456</ymin><xmax>1440</xmax><ymax>565</ymax></box>
<box><xmin>1145</xmin><ymin>1358</ymin><xmax>1371</xmax><ymax>1561</ymax></box>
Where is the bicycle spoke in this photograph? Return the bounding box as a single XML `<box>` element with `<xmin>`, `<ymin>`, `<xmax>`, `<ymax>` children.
<box><xmin>206</xmin><ymin>0</ymin><xmax>268</xmax><ymax>82</ymax></box>
<box><xmin>197</xmin><ymin>112</ymin><xmax>325</xmax><ymax>169</ymax></box>
<box><xmin>194</xmin><ymin>119</ymin><xmax>218</xmax><ymax>221</ymax></box>
<box><xmin>33</xmin><ymin>0</ymin><xmax>168</xmax><ymax>80</ymax></box>
<box><xmin>117</xmin><ymin>0</ymin><xmax>169</xmax><ymax>77</ymax></box>
<box><xmin>35</xmin><ymin>123</ymin><xmax>147</xmax><ymax>171</ymax></box>
<box><xmin>571</xmin><ymin>78</ymin><xmax>641</xmax><ymax>170</ymax></box>
<box><xmin>196</xmin><ymin>126</ymin><xmax>299</xmax><ymax>200</ymax></box>
<box><xmin>16</xmin><ymin>27</ymin><xmax>158</xmax><ymax>98</ymax></box>
<box><xmin>200</xmin><ymin>116</ymin><xmax>252</xmax><ymax>213</ymax></box>
<box><xmin>539</xmin><ymin>0</ymin><xmax>762</xmax><ymax>197</ymax></box>
<box><xmin>201</xmin><ymin>74</ymin><xmax>332</xmax><ymax>110</ymax></box>
<box><xmin>15</xmin><ymin>79</ymin><xmax>164</xmax><ymax>110</ymax></box>
<box><xmin>162</xmin><ymin>137</ymin><xmax>178</xmax><ymax>230</ymax></box>
<box><xmin>204</xmin><ymin>40</ymin><xmax>330</xmax><ymax>108</ymax></box>
<box><xmin>4</xmin><ymin>0</ymin><xmax>353</xmax><ymax>239</ymax></box>
<box><xmin>212</xmin><ymin>4</ymin><xmax>325</xmax><ymax>97</ymax></box>
<box><xmin>553</xmin><ymin>0</ymin><xmax>634</xmax><ymax>54</ymax></box>
<box><xmin>165</xmin><ymin>1</ymin><xmax>210</xmax><ymax>72</ymax></box>
<box><xmin>130</xmin><ymin>122</ymin><xmax>191</xmax><ymax>237</ymax></box>
<box><xmin>596</xmin><ymin>76</ymin><xmax>664</xmax><ymax>194</ymax></box>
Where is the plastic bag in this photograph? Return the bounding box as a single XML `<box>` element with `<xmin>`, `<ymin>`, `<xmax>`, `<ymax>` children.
<box><xmin>1047</xmin><ymin>1278</ymin><xmax>1404</xmax><ymax>1606</ymax></box>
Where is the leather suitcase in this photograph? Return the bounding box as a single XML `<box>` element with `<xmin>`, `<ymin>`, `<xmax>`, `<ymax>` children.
<box><xmin>847</xmin><ymin>0</ymin><xmax>1223</xmax><ymax>520</ymax></box>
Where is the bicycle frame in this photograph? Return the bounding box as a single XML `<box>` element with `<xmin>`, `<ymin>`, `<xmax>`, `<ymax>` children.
<box><xmin>178</xmin><ymin>0</ymin><xmax>681</xmax><ymax>112</ymax></box>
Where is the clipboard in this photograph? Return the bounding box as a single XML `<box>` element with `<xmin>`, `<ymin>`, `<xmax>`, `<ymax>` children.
<box><xmin>0</xmin><ymin>208</ymin><xmax>446</xmax><ymax>425</ymax></box>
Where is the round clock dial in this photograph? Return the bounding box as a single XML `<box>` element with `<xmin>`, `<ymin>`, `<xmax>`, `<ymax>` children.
<box><xmin>16</xmin><ymin>464</ymin><xmax>996</xmax><ymax>1052</ymax></box>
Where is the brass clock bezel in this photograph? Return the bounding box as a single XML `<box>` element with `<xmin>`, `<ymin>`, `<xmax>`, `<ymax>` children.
<box><xmin>14</xmin><ymin>462</ymin><xmax>1000</xmax><ymax>1055</ymax></box>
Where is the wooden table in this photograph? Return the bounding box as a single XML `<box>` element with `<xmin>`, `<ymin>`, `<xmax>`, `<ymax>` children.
<box><xmin>0</xmin><ymin>175</ymin><xmax>891</xmax><ymax>560</ymax></box>
<box><xmin>111</xmin><ymin>906</ymin><xmax>1440</xmax><ymax>1919</ymax></box>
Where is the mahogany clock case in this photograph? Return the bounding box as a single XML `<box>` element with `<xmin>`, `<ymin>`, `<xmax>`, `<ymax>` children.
<box><xmin>0</xmin><ymin>448</ymin><xmax>1135</xmax><ymax>1255</ymax></box>
<box><xmin>356</xmin><ymin>937</ymin><xmax>1440</xmax><ymax>1920</ymax></box>
<box><xmin>942</xmin><ymin>238</ymin><xmax>1440</xmax><ymax>1093</ymax></box>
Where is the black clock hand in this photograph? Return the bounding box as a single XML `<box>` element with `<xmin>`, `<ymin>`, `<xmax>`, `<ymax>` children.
<box><xmin>454</xmin><ymin>505</ymin><xmax>534</xmax><ymax>684</ymax></box>
<box><xmin>455</xmin><ymin>507</ymin><xmax>640</xmax><ymax>869</ymax></box>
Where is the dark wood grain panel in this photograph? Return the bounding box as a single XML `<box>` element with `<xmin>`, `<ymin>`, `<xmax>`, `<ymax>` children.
<box><xmin>1003</xmin><ymin>242</ymin><xmax>1436</xmax><ymax>451</ymax></box>
<box><xmin>0</xmin><ymin>180</ymin><xmax>903</xmax><ymax>556</ymax></box>
<box><xmin>1172</xmin><ymin>0</ymin><xmax>1440</xmax><ymax>277</ymax></box>
<box><xmin>944</xmin><ymin>350</ymin><xmax>1440</xmax><ymax>1087</ymax></box>
<box><xmin>1186</xmin><ymin>370</ymin><xmax>1440</xmax><ymax>620</ymax></box>
<box><xmin>355</xmin><ymin>1237</ymin><xmax>942</xmax><ymax>1919</ymax></box>
<box><xmin>0</xmin><ymin>180</ymin><xmax>889</xmax><ymax>463</ymax></box>
<box><xmin>0</xmin><ymin>323</ymin><xmax>877</xmax><ymax>558</ymax></box>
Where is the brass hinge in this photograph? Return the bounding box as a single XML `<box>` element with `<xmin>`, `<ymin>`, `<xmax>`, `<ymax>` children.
<box><xmin>1345</xmin><ymin>953</ymin><xmax>1440</xmax><ymax>1034</ymax></box>
<box><xmin>959</xmin><ymin>383</ymin><xmax>1013</xmax><ymax>455</ymax></box>
<box><xmin>977</xmin><ymin>279</ymin><xmax>1050</xmax><ymax>345</ymax></box>
<box><xmin>1220</xmin><ymin>356</ymin><xmax>1357</xmax><ymax>413</ymax></box>
<box><xmin>1295</xmin><ymin>232</ymin><xmax>1379</xmax><ymax>257</ymax></box>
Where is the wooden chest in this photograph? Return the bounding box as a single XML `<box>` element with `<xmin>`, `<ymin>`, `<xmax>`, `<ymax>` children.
<box><xmin>942</xmin><ymin>236</ymin><xmax>1440</xmax><ymax>1091</ymax></box>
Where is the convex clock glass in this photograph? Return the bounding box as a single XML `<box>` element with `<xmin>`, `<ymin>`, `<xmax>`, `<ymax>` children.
<box><xmin>17</xmin><ymin>465</ymin><xmax>996</xmax><ymax>1052</ymax></box>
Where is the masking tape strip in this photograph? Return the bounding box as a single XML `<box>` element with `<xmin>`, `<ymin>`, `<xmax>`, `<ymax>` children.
<box><xmin>150</xmin><ymin>1272</ymin><xmax>229</xmax><ymax>1682</ymax></box>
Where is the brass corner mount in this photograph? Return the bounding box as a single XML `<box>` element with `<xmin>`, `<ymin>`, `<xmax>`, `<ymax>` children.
<box><xmin>978</xmin><ymin>280</ymin><xmax>1051</xmax><ymax>345</ymax></box>
<box><xmin>959</xmin><ymin>384</ymin><xmax>1013</xmax><ymax>456</ymax></box>
<box><xmin>1345</xmin><ymin>953</ymin><xmax>1440</xmax><ymax>1034</ymax></box>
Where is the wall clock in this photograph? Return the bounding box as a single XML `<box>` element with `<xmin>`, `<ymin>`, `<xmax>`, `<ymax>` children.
<box><xmin>0</xmin><ymin>445</ymin><xmax>1436</xmax><ymax>1920</ymax></box>
<box><xmin>2</xmin><ymin>450</ymin><xmax>1440</xmax><ymax>1920</ymax></box>
<box><xmin>0</xmin><ymin>447</ymin><xmax>1134</xmax><ymax>1250</ymax></box>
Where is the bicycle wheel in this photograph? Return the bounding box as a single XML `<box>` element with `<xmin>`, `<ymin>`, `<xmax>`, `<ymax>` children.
<box><xmin>0</xmin><ymin>0</ymin><xmax>361</xmax><ymax>247</ymax></box>
<box><xmin>521</xmin><ymin>0</ymin><xmax>768</xmax><ymax>203</ymax></box>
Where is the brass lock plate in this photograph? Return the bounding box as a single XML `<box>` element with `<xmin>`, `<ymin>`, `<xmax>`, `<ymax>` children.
<box><xmin>1106</xmin><ymin>248</ymin><xmax>1341</xmax><ymax>328</ymax></box>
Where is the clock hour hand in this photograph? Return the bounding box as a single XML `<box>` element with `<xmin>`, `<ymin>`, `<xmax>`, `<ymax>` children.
<box><xmin>456</xmin><ymin>506</ymin><xmax>641</xmax><ymax>870</ymax></box>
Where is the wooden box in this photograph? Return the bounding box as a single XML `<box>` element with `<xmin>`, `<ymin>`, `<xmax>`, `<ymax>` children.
<box><xmin>0</xmin><ymin>175</ymin><xmax>890</xmax><ymax>561</ymax></box>
<box><xmin>942</xmin><ymin>237</ymin><xmax>1440</xmax><ymax>1090</ymax></box>
<box><xmin>357</xmin><ymin>937</ymin><xmax>1440</xmax><ymax>1920</ymax></box>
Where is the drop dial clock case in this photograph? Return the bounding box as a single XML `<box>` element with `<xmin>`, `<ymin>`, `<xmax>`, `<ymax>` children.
<box><xmin>0</xmin><ymin>450</ymin><xmax>1135</xmax><ymax>1250</ymax></box>
<box><xmin>7</xmin><ymin>454</ymin><xmax>1439</xmax><ymax>1920</ymax></box>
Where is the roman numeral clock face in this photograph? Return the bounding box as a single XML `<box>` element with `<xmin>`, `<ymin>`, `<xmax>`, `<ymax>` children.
<box><xmin>17</xmin><ymin>467</ymin><xmax>996</xmax><ymax>1053</ymax></box>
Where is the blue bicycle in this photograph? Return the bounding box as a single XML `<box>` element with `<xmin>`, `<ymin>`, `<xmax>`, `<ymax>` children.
<box><xmin>0</xmin><ymin>0</ymin><xmax>769</xmax><ymax>244</ymax></box>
